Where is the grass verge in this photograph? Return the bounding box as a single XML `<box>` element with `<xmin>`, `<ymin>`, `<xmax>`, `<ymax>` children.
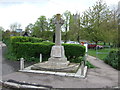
<box><xmin>88</xmin><ymin>48</ymin><xmax>118</xmax><ymax>60</ymax></box>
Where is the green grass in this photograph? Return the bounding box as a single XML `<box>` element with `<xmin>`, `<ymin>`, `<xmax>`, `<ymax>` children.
<box><xmin>88</xmin><ymin>48</ymin><xmax>118</xmax><ymax>60</ymax></box>
<box><xmin>97</xmin><ymin>42</ymin><xmax>112</xmax><ymax>46</ymax></box>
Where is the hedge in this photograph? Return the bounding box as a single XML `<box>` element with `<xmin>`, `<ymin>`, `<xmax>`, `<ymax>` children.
<box><xmin>63</xmin><ymin>44</ymin><xmax>85</xmax><ymax>59</ymax></box>
<box><xmin>104</xmin><ymin>50</ymin><xmax>120</xmax><ymax>70</ymax></box>
<box><xmin>5</xmin><ymin>36</ymin><xmax>44</xmax><ymax>61</ymax></box>
<box><xmin>10</xmin><ymin>36</ymin><xmax>44</xmax><ymax>43</ymax></box>
<box><xmin>9</xmin><ymin>42</ymin><xmax>85</xmax><ymax>62</ymax></box>
<box><xmin>5</xmin><ymin>36</ymin><xmax>85</xmax><ymax>63</ymax></box>
<box><xmin>11</xmin><ymin>42</ymin><xmax>52</xmax><ymax>61</ymax></box>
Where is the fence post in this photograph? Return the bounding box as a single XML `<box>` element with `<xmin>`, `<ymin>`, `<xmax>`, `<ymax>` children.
<box><xmin>81</xmin><ymin>61</ymin><xmax>85</xmax><ymax>76</ymax></box>
<box><xmin>84</xmin><ymin>43</ymin><xmax>88</xmax><ymax>65</ymax></box>
<box><xmin>40</xmin><ymin>54</ymin><xmax>42</xmax><ymax>63</ymax></box>
<box><xmin>96</xmin><ymin>46</ymin><xmax>98</xmax><ymax>60</ymax></box>
<box><xmin>20</xmin><ymin>58</ymin><xmax>24</xmax><ymax>70</ymax></box>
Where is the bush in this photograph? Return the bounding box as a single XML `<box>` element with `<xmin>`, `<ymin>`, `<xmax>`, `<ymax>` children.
<box><xmin>11</xmin><ymin>42</ymin><xmax>54</xmax><ymax>61</ymax></box>
<box><xmin>5</xmin><ymin>36</ymin><xmax>44</xmax><ymax>61</ymax></box>
<box><xmin>63</xmin><ymin>44</ymin><xmax>85</xmax><ymax>60</ymax></box>
<box><xmin>104</xmin><ymin>50</ymin><xmax>119</xmax><ymax>70</ymax></box>
<box><xmin>68</xmin><ymin>56</ymin><xmax>83</xmax><ymax>63</ymax></box>
<box><xmin>8</xmin><ymin>43</ymin><xmax>85</xmax><ymax>63</ymax></box>
<box><xmin>10</xmin><ymin>36</ymin><xmax>44</xmax><ymax>43</ymax></box>
<box><xmin>6</xmin><ymin>36</ymin><xmax>85</xmax><ymax>62</ymax></box>
<box><xmin>4</xmin><ymin>36</ymin><xmax>44</xmax><ymax>53</ymax></box>
<box><xmin>85</xmin><ymin>61</ymin><xmax>96</xmax><ymax>68</ymax></box>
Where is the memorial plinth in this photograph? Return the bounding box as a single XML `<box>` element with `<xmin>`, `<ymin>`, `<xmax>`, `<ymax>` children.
<box><xmin>31</xmin><ymin>14</ymin><xmax>71</xmax><ymax>71</ymax></box>
<box><xmin>48</xmin><ymin>45</ymin><xmax>69</xmax><ymax>66</ymax></box>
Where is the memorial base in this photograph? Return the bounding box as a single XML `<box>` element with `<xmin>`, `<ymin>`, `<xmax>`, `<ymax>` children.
<box><xmin>48</xmin><ymin>57</ymin><xmax>69</xmax><ymax>66</ymax></box>
<box><xmin>47</xmin><ymin>45</ymin><xmax>70</xmax><ymax>67</ymax></box>
<box><xmin>31</xmin><ymin>62</ymin><xmax>79</xmax><ymax>72</ymax></box>
<box><xmin>31</xmin><ymin>45</ymin><xmax>71</xmax><ymax>72</ymax></box>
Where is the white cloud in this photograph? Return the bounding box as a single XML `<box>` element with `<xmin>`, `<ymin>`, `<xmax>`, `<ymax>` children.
<box><xmin>105</xmin><ymin>0</ymin><xmax>119</xmax><ymax>5</ymax></box>
<box><xmin>0</xmin><ymin>0</ymin><xmax>49</xmax><ymax>3</ymax></box>
<box><xmin>0</xmin><ymin>0</ymin><xmax>119</xmax><ymax>30</ymax></box>
<box><xmin>0</xmin><ymin>3</ymin><xmax>46</xmax><ymax>30</ymax></box>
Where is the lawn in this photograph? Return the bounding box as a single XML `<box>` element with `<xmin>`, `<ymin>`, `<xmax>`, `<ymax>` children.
<box><xmin>88</xmin><ymin>48</ymin><xmax>118</xmax><ymax>60</ymax></box>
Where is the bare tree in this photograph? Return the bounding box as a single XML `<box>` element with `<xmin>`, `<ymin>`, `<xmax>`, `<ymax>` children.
<box><xmin>10</xmin><ymin>22</ymin><xmax>21</xmax><ymax>31</ymax></box>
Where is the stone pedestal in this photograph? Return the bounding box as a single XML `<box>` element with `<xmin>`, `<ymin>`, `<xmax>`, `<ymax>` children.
<box><xmin>31</xmin><ymin>45</ymin><xmax>70</xmax><ymax>70</ymax></box>
<box><xmin>48</xmin><ymin>45</ymin><xmax>69</xmax><ymax>67</ymax></box>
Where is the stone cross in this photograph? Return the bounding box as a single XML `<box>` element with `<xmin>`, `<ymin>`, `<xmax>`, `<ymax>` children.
<box><xmin>53</xmin><ymin>14</ymin><xmax>64</xmax><ymax>46</ymax></box>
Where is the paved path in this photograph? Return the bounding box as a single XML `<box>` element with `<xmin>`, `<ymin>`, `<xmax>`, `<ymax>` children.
<box><xmin>0</xmin><ymin>43</ymin><xmax>119</xmax><ymax>88</ymax></box>
<box><xmin>86</xmin><ymin>55</ymin><xmax>119</xmax><ymax>88</ymax></box>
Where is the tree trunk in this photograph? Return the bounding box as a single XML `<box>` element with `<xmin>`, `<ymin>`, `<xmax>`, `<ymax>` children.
<box><xmin>53</xmin><ymin>33</ymin><xmax>55</xmax><ymax>43</ymax></box>
<box><xmin>77</xmin><ymin>36</ymin><xmax>80</xmax><ymax>42</ymax></box>
<box><xmin>64</xmin><ymin>33</ymin><xmax>67</xmax><ymax>43</ymax></box>
<box><xmin>95</xmin><ymin>41</ymin><xmax>98</xmax><ymax>45</ymax></box>
<box><xmin>104</xmin><ymin>42</ymin><xmax>106</xmax><ymax>45</ymax></box>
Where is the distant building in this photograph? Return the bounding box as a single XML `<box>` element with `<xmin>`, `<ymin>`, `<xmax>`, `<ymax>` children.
<box><xmin>16</xmin><ymin>29</ymin><xmax>22</xmax><ymax>36</ymax></box>
<box><xmin>16</xmin><ymin>29</ymin><xmax>22</xmax><ymax>33</ymax></box>
<box><xmin>23</xmin><ymin>32</ymin><xmax>29</xmax><ymax>37</ymax></box>
<box><xmin>73</xmin><ymin>13</ymin><xmax>80</xmax><ymax>24</ymax></box>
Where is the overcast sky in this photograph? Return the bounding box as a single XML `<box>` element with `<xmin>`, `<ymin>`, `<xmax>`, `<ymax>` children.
<box><xmin>0</xmin><ymin>0</ymin><xmax>119</xmax><ymax>30</ymax></box>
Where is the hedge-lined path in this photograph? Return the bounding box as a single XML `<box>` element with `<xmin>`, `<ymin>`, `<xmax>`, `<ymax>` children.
<box><xmin>1</xmin><ymin>44</ymin><xmax>119</xmax><ymax>88</ymax></box>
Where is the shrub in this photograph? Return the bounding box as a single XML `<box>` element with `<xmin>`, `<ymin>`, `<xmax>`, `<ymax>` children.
<box><xmin>69</xmin><ymin>56</ymin><xmax>83</xmax><ymax>63</ymax></box>
<box><xmin>5</xmin><ymin>36</ymin><xmax>44</xmax><ymax>61</ymax></box>
<box><xmin>104</xmin><ymin>50</ymin><xmax>119</xmax><ymax>70</ymax></box>
<box><xmin>85</xmin><ymin>61</ymin><xmax>96</xmax><ymax>68</ymax></box>
<box><xmin>4</xmin><ymin>36</ymin><xmax>44</xmax><ymax>53</ymax></box>
<box><xmin>6</xmin><ymin>36</ymin><xmax>85</xmax><ymax>62</ymax></box>
<box><xmin>8</xmin><ymin>42</ymin><xmax>85</xmax><ymax>62</ymax></box>
<box><xmin>10</xmin><ymin>36</ymin><xmax>44</xmax><ymax>43</ymax></box>
<box><xmin>11</xmin><ymin>42</ymin><xmax>53</xmax><ymax>61</ymax></box>
<box><xmin>63</xmin><ymin>44</ymin><xmax>85</xmax><ymax>60</ymax></box>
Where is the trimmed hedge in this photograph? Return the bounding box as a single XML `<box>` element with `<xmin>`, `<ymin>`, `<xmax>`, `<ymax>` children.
<box><xmin>6</xmin><ymin>36</ymin><xmax>85</xmax><ymax>63</ymax></box>
<box><xmin>104</xmin><ymin>50</ymin><xmax>119</xmax><ymax>70</ymax></box>
<box><xmin>63</xmin><ymin>44</ymin><xmax>85</xmax><ymax>60</ymax></box>
<box><xmin>11</xmin><ymin>42</ymin><xmax>85</xmax><ymax>62</ymax></box>
<box><xmin>11</xmin><ymin>42</ymin><xmax>54</xmax><ymax>61</ymax></box>
<box><xmin>10</xmin><ymin>36</ymin><xmax>44</xmax><ymax>43</ymax></box>
<box><xmin>5</xmin><ymin>36</ymin><xmax>44</xmax><ymax>61</ymax></box>
<box><xmin>4</xmin><ymin>36</ymin><xmax>44</xmax><ymax>53</ymax></box>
